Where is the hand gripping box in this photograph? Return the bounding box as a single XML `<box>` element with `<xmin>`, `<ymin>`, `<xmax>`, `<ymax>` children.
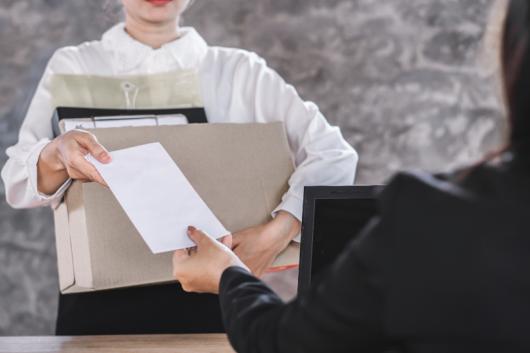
<box><xmin>53</xmin><ymin>122</ymin><xmax>300</xmax><ymax>293</ymax></box>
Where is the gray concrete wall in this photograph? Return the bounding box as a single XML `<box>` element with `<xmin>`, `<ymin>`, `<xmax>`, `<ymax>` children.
<box><xmin>0</xmin><ymin>0</ymin><xmax>502</xmax><ymax>335</ymax></box>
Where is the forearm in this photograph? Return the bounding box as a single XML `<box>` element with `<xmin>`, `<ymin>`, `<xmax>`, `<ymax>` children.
<box><xmin>220</xmin><ymin>266</ymin><xmax>375</xmax><ymax>353</ymax></box>
<box><xmin>220</xmin><ymin>267</ymin><xmax>286</xmax><ymax>353</ymax></box>
<box><xmin>270</xmin><ymin>211</ymin><xmax>301</xmax><ymax>245</ymax></box>
<box><xmin>2</xmin><ymin>140</ymin><xmax>67</xmax><ymax>209</ymax></box>
<box><xmin>220</xmin><ymin>221</ymin><xmax>390</xmax><ymax>353</ymax></box>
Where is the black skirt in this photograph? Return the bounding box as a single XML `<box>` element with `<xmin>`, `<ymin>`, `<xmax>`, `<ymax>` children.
<box><xmin>55</xmin><ymin>283</ymin><xmax>224</xmax><ymax>335</ymax></box>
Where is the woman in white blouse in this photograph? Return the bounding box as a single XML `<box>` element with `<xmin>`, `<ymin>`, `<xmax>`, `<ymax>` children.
<box><xmin>2</xmin><ymin>0</ymin><xmax>357</xmax><ymax>335</ymax></box>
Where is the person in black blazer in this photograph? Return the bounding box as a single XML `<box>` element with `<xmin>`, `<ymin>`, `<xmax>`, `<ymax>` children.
<box><xmin>172</xmin><ymin>0</ymin><xmax>530</xmax><ymax>351</ymax></box>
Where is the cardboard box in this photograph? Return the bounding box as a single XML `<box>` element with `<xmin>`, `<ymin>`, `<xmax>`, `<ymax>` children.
<box><xmin>54</xmin><ymin>122</ymin><xmax>300</xmax><ymax>293</ymax></box>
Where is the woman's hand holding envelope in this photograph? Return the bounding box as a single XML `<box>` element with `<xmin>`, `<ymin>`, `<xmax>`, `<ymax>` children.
<box><xmin>173</xmin><ymin>212</ymin><xmax>300</xmax><ymax>293</ymax></box>
<box><xmin>37</xmin><ymin>129</ymin><xmax>111</xmax><ymax>194</ymax></box>
<box><xmin>173</xmin><ymin>226</ymin><xmax>248</xmax><ymax>294</ymax></box>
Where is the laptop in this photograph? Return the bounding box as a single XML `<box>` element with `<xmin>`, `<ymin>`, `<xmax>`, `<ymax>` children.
<box><xmin>298</xmin><ymin>186</ymin><xmax>383</xmax><ymax>293</ymax></box>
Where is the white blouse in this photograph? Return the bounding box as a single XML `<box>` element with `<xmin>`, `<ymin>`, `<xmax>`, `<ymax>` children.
<box><xmin>1</xmin><ymin>23</ymin><xmax>358</xmax><ymax>221</ymax></box>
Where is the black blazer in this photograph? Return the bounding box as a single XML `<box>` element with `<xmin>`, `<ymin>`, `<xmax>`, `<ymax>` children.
<box><xmin>219</xmin><ymin>157</ymin><xmax>530</xmax><ymax>353</ymax></box>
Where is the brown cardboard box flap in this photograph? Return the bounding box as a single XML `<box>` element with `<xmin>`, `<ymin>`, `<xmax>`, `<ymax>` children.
<box><xmin>54</xmin><ymin>122</ymin><xmax>299</xmax><ymax>293</ymax></box>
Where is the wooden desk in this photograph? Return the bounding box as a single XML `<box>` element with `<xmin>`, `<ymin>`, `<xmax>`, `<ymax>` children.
<box><xmin>0</xmin><ymin>334</ymin><xmax>235</xmax><ymax>353</ymax></box>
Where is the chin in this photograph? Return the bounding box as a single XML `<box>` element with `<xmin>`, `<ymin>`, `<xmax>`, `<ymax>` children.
<box><xmin>142</xmin><ymin>0</ymin><xmax>182</xmax><ymax>22</ymax></box>
<box><xmin>143</xmin><ymin>13</ymin><xmax>178</xmax><ymax>24</ymax></box>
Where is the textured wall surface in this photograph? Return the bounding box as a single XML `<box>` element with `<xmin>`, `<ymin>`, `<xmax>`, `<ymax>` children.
<box><xmin>0</xmin><ymin>0</ymin><xmax>503</xmax><ymax>335</ymax></box>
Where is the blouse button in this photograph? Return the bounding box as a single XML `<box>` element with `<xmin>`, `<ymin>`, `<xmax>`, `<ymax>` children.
<box><xmin>121</xmin><ymin>81</ymin><xmax>136</xmax><ymax>92</ymax></box>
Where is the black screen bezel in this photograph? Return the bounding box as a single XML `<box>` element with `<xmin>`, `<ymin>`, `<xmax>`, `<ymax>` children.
<box><xmin>298</xmin><ymin>185</ymin><xmax>383</xmax><ymax>293</ymax></box>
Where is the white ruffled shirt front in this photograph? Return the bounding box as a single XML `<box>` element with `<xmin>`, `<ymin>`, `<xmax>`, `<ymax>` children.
<box><xmin>1</xmin><ymin>23</ymin><xmax>358</xmax><ymax>222</ymax></box>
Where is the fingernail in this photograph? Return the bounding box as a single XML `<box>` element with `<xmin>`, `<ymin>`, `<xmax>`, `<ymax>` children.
<box><xmin>101</xmin><ymin>153</ymin><xmax>111</xmax><ymax>162</ymax></box>
<box><xmin>188</xmin><ymin>226</ymin><xmax>196</xmax><ymax>232</ymax></box>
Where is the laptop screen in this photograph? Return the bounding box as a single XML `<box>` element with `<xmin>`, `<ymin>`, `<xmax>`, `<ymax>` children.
<box><xmin>298</xmin><ymin>186</ymin><xmax>382</xmax><ymax>293</ymax></box>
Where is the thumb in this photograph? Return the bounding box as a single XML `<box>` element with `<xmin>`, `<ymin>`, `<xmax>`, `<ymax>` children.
<box><xmin>76</xmin><ymin>131</ymin><xmax>112</xmax><ymax>164</ymax></box>
<box><xmin>187</xmin><ymin>226</ymin><xmax>211</xmax><ymax>246</ymax></box>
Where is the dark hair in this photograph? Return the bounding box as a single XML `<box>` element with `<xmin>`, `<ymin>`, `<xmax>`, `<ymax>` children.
<box><xmin>502</xmin><ymin>0</ymin><xmax>530</xmax><ymax>157</ymax></box>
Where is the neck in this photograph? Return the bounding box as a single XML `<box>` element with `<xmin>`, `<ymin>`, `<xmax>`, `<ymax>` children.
<box><xmin>124</xmin><ymin>16</ymin><xmax>180</xmax><ymax>49</ymax></box>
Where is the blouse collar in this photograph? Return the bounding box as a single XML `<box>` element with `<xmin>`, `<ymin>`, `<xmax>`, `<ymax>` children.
<box><xmin>101</xmin><ymin>22</ymin><xmax>209</xmax><ymax>71</ymax></box>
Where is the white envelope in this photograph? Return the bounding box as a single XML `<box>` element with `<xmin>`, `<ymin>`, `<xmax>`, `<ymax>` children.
<box><xmin>88</xmin><ymin>142</ymin><xmax>229</xmax><ymax>253</ymax></box>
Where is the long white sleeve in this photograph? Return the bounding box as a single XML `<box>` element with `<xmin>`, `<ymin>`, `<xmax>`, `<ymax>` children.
<box><xmin>3</xmin><ymin>25</ymin><xmax>359</xmax><ymax>218</ymax></box>
<box><xmin>1</xmin><ymin>49</ymin><xmax>79</xmax><ymax>209</ymax></box>
<box><xmin>224</xmin><ymin>51</ymin><xmax>358</xmax><ymax>221</ymax></box>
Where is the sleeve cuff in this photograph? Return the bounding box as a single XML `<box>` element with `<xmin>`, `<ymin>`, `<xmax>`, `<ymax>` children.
<box><xmin>220</xmin><ymin>266</ymin><xmax>253</xmax><ymax>295</ymax></box>
<box><xmin>272</xmin><ymin>192</ymin><xmax>303</xmax><ymax>222</ymax></box>
<box><xmin>25</xmin><ymin>139</ymin><xmax>72</xmax><ymax>202</ymax></box>
<box><xmin>272</xmin><ymin>193</ymin><xmax>303</xmax><ymax>242</ymax></box>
